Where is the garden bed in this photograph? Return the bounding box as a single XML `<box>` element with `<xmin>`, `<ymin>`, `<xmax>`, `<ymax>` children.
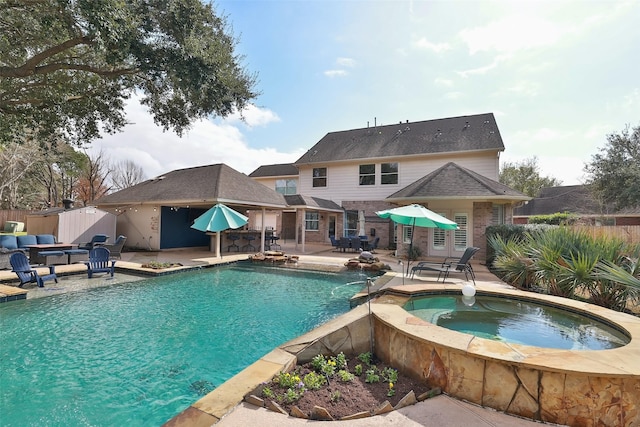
<box><xmin>246</xmin><ymin>352</ymin><xmax>439</xmax><ymax>421</ymax></box>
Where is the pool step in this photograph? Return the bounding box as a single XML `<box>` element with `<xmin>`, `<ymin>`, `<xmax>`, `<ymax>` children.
<box><xmin>0</xmin><ymin>284</ymin><xmax>28</xmax><ymax>303</ymax></box>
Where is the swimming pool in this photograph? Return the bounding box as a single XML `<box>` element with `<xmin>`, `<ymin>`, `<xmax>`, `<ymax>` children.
<box><xmin>0</xmin><ymin>264</ymin><xmax>370</xmax><ymax>426</ymax></box>
<box><xmin>403</xmin><ymin>294</ymin><xmax>630</xmax><ymax>350</ymax></box>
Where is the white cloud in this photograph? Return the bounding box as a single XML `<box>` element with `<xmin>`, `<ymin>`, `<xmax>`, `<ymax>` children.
<box><xmin>88</xmin><ymin>99</ymin><xmax>302</xmax><ymax>179</ymax></box>
<box><xmin>459</xmin><ymin>14</ymin><xmax>563</xmax><ymax>55</ymax></box>
<box><xmin>412</xmin><ymin>37</ymin><xmax>450</xmax><ymax>53</ymax></box>
<box><xmin>336</xmin><ymin>57</ymin><xmax>356</xmax><ymax>67</ymax></box>
<box><xmin>225</xmin><ymin>103</ymin><xmax>281</xmax><ymax>127</ymax></box>
<box><xmin>324</xmin><ymin>69</ymin><xmax>348</xmax><ymax>77</ymax></box>
<box><xmin>434</xmin><ymin>77</ymin><xmax>453</xmax><ymax>87</ymax></box>
<box><xmin>457</xmin><ymin>55</ymin><xmax>505</xmax><ymax>78</ymax></box>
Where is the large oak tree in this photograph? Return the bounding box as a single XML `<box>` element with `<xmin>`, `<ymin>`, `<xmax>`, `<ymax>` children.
<box><xmin>585</xmin><ymin>124</ymin><xmax>640</xmax><ymax>210</ymax></box>
<box><xmin>0</xmin><ymin>0</ymin><xmax>258</xmax><ymax>145</ymax></box>
<box><xmin>499</xmin><ymin>157</ymin><xmax>562</xmax><ymax>197</ymax></box>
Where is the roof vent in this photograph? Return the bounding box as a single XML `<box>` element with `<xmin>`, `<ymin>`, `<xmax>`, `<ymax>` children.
<box><xmin>62</xmin><ymin>199</ymin><xmax>74</xmax><ymax>210</ymax></box>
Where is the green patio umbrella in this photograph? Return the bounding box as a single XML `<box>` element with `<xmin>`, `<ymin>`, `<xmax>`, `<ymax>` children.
<box><xmin>191</xmin><ymin>203</ymin><xmax>248</xmax><ymax>258</ymax></box>
<box><xmin>376</xmin><ymin>204</ymin><xmax>458</xmax><ymax>275</ymax></box>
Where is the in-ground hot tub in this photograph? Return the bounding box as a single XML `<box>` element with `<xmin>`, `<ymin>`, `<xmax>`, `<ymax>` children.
<box><xmin>372</xmin><ymin>286</ymin><xmax>640</xmax><ymax>426</ymax></box>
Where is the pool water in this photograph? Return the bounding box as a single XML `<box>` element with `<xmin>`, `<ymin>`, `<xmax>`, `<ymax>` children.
<box><xmin>0</xmin><ymin>264</ymin><xmax>370</xmax><ymax>426</ymax></box>
<box><xmin>404</xmin><ymin>294</ymin><xmax>629</xmax><ymax>350</ymax></box>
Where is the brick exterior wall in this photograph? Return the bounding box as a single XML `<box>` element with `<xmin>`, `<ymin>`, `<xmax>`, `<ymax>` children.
<box><xmin>342</xmin><ymin>200</ymin><xmax>396</xmax><ymax>249</ymax></box>
<box><xmin>473</xmin><ymin>202</ymin><xmax>493</xmax><ymax>263</ymax></box>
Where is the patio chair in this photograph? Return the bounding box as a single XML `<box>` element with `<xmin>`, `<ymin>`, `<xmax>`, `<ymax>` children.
<box><xmin>368</xmin><ymin>237</ymin><xmax>380</xmax><ymax>253</ymax></box>
<box><xmin>329</xmin><ymin>235</ymin><xmax>340</xmax><ymax>251</ymax></box>
<box><xmin>97</xmin><ymin>235</ymin><xmax>127</xmax><ymax>259</ymax></box>
<box><xmin>78</xmin><ymin>234</ymin><xmax>109</xmax><ymax>251</ymax></box>
<box><xmin>84</xmin><ymin>247</ymin><xmax>116</xmax><ymax>278</ymax></box>
<box><xmin>10</xmin><ymin>252</ymin><xmax>58</xmax><ymax>287</ymax></box>
<box><xmin>410</xmin><ymin>247</ymin><xmax>481</xmax><ymax>284</ymax></box>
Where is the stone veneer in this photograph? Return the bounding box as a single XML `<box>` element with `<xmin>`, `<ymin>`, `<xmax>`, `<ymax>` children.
<box><xmin>373</xmin><ymin>288</ymin><xmax>640</xmax><ymax>426</ymax></box>
<box><xmin>164</xmin><ymin>286</ymin><xmax>640</xmax><ymax>427</ymax></box>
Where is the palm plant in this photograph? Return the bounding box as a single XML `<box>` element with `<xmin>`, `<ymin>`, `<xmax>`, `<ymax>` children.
<box><xmin>488</xmin><ymin>234</ymin><xmax>535</xmax><ymax>289</ymax></box>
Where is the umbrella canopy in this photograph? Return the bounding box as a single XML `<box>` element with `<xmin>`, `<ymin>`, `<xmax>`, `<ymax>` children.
<box><xmin>376</xmin><ymin>204</ymin><xmax>458</xmax><ymax>229</ymax></box>
<box><xmin>376</xmin><ymin>204</ymin><xmax>458</xmax><ymax>274</ymax></box>
<box><xmin>191</xmin><ymin>204</ymin><xmax>248</xmax><ymax>257</ymax></box>
<box><xmin>191</xmin><ymin>203</ymin><xmax>248</xmax><ymax>232</ymax></box>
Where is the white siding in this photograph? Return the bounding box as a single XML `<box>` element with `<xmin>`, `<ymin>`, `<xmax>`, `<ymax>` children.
<box><xmin>112</xmin><ymin>206</ymin><xmax>160</xmax><ymax>250</ymax></box>
<box><xmin>298</xmin><ymin>152</ymin><xmax>499</xmax><ymax>204</ymax></box>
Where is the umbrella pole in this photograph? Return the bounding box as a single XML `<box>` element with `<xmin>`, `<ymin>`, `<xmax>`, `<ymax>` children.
<box><xmin>216</xmin><ymin>231</ymin><xmax>221</xmax><ymax>258</ymax></box>
<box><xmin>406</xmin><ymin>220</ymin><xmax>415</xmax><ymax>276</ymax></box>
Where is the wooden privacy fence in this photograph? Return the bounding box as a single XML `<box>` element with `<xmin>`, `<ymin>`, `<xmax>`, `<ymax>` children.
<box><xmin>0</xmin><ymin>210</ymin><xmax>33</xmax><ymax>228</ymax></box>
<box><xmin>569</xmin><ymin>225</ymin><xmax>640</xmax><ymax>243</ymax></box>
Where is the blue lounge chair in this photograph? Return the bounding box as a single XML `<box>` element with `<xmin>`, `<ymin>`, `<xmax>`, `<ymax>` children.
<box><xmin>84</xmin><ymin>247</ymin><xmax>116</xmax><ymax>278</ymax></box>
<box><xmin>10</xmin><ymin>252</ymin><xmax>58</xmax><ymax>287</ymax></box>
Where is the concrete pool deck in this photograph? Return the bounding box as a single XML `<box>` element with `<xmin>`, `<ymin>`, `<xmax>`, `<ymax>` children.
<box><xmin>2</xmin><ymin>243</ymin><xmax>637</xmax><ymax>426</ymax></box>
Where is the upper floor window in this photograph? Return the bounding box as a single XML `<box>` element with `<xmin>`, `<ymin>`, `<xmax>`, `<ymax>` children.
<box><xmin>359</xmin><ymin>164</ymin><xmax>375</xmax><ymax>185</ymax></box>
<box><xmin>275</xmin><ymin>179</ymin><xmax>297</xmax><ymax>195</ymax></box>
<box><xmin>305</xmin><ymin>212</ymin><xmax>319</xmax><ymax>230</ymax></box>
<box><xmin>312</xmin><ymin>168</ymin><xmax>327</xmax><ymax>187</ymax></box>
<box><xmin>381</xmin><ymin>163</ymin><xmax>398</xmax><ymax>184</ymax></box>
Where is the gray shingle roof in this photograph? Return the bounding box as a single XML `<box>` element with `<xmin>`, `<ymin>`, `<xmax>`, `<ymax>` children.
<box><xmin>513</xmin><ymin>185</ymin><xmax>640</xmax><ymax>216</ymax></box>
<box><xmin>248</xmin><ymin>163</ymin><xmax>298</xmax><ymax>178</ymax></box>
<box><xmin>96</xmin><ymin>163</ymin><xmax>287</xmax><ymax>208</ymax></box>
<box><xmin>386</xmin><ymin>162</ymin><xmax>529</xmax><ymax>202</ymax></box>
<box><xmin>284</xmin><ymin>195</ymin><xmax>342</xmax><ymax>211</ymax></box>
<box><xmin>294</xmin><ymin>113</ymin><xmax>504</xmax><ymax>164</ymax></box>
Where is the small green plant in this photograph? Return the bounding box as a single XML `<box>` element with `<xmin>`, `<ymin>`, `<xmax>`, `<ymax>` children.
<box><xmin>365</xmin><ymin>367</ymin><xmax>380</xmax><ymax>383</ymax></box>
<box><xmin>382</xmin><ymin>367</ymin><xmax>398</xmax><ymax>384</ymax></box>
<box><xmin>387</xmin><ymin>381</ymin><xmax>396</xmax><ymax>397</ymax></box>
<box><xmin>330</xmin><ymin>390</ymin><xmax>342</xmax><ymax>402</ymax></box>
<box><xmin>354</xmin><ymin>364</ymin><xmax>363</xmax><ymax>376</ymax></box>
<box><xmin>321</xmin><ymin>358</ymin><xmax>336</xmax><ymax>377</ymax></box>
<box><xmin>303</xmin><ymin>371</ymin><xmax>326</xmax><ymax>390</ymax></box>
<box><xmin>337</xmin><ymin>369</ymin><xmax>355</xmax><ymax>382</ymax></box>
<box><xmin>283</xmin><ymin>387</ymin><xmax>303</xmax><ymax>403</ymax></box>
<box><xmin>311</xmin><ymin>354</ymin><xmax>326</xmax><ymax>371</ymax></box>
<box><xmin>357</xmin><ymin>352</ymin><xmax>372</xmax><ymax>365</ymax></box>
<box><xmin>261</xmin><ymin>386</ymin><xmax>275</xmax><ymax>399</ymax></box>
<box><xmin>274</xmin><ymin>371</ymin><xmax>302</xmax><ymax>388</ymax></box>
<box><xmin>332</xmin><ymin>352</ymin><xmax>348</xmax><ymax>370</ymax></box>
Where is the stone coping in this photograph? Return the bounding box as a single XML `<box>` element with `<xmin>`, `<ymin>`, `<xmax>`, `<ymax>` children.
<box><xmin>373</xmin><ymin>285</ymin><xmax>640</xmax><ymax>377</ymax></box>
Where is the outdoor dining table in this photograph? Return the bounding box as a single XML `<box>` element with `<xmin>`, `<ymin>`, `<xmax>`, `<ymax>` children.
<box><xmin>24</xmin><ymin>243</ymin><xmax>75</xmax><ymax>265</ymax></box>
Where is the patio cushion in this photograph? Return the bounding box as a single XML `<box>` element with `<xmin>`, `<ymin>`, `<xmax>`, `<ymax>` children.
<box><xmin>36</xmin><ymin>234</ymin><xmax>56</xmax><ymax>244</ymax></box>
<box><xmin>0</xmin><ymin>235</ymin><xmax>19</xmax><ymax>250</ymax></box>
<box><xmin>17</xmin><ymin>235</ymin><xmax>37</xmax><ymax>248</ymax></box>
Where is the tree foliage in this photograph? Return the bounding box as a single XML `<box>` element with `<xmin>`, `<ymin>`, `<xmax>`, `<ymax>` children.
<box><xmin>584</xmin><ymin>124</ymin><xmax>640</xmax><ymax>211</ymax></box>
<box><xmin>0</xmin><ymin>0</ymin><xmax>258</xmax><ymax>146</ymax></box>
<box><xmin>499</xmin><ymin>157</ymin><xmax>562</xmax><ymax>197</ymax></box>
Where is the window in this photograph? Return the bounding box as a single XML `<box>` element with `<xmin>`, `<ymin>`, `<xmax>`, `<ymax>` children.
<box><xmin>305</xmin><ymin>212</ymin><xmax>319</xmax><ymax>230</ymax></box>
<box><xmin>381</xmin><ymin>163</ymin><xmax>398</xmax><ymax>184</ymax></box>
<box><xmin>312</xmin><ymin>168</ymin><xmax>327</xmax><ymax>187</ymax></box>
<box><xmin>492</xmin><ymin>204</ymin><xmax>504</xmax><ymax>225</ymax></box>
<box><xmin>275</xmin><ymin>179</ymin><xmax>297</xmax><ymax>195</ymax></box>
<box><xmin>402</xmin><ymin>225</ymin><xmax>413</xmax><ymax>244</ymax></box>
<box><xmin>359</xmin><ymin>164</ymin><xmax>375</xmax><ymax>185</ymax></box>
<box><xmin>453</xmin><ymin>213</ymin><xmax>468</xmax><ymax>251</ymax></box>
<box><xmin>344</xmin><ymin>210</ymin><xmax>358</xmax><ymax>236</ymax></box>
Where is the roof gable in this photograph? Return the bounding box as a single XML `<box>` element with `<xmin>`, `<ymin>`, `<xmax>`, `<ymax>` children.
<box><xmin>96</xmin><ymin>164</ymin><xmax>287</xmax><ymax>207</ymax></box>
<box><xmin>387</xmin><ymin>162</ymin><xmax>529</xmax><ymax>201</ymax></box>
<box><xmin>294</xmin><ymin>113</ymin><xmax>504</xmax><ymax>165</ymax></box>
<box><xmin>249</xmin><ymin>163</ymin><xmax>298</xmax><ymax>178</ymax></box>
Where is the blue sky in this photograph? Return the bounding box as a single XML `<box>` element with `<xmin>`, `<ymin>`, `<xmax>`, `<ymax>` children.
<box><xmin>92</xmin><ymin>0</ymin><xmax>640</xmax><ymax>186</ymax></box>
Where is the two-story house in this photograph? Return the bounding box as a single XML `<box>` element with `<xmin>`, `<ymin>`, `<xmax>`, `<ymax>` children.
<box><xmin>250</xmin><ymin>113</ymin><xmax>529</xmax><ymax>261</ymax></box>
